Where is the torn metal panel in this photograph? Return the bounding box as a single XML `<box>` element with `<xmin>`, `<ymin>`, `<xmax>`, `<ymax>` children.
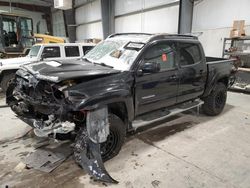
<box><xmin>74</xmin><ymin>128</ymin><xmax>118</xmax><ymax>184</ymax></box>
<box><xmin>86</xmin><ymin>107</ymin><xmax>109</xmax><ymax>143</ymax></box>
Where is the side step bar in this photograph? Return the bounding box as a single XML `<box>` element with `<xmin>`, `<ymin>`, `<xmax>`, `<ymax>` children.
<box><xmin>132</xmin><ymin>99</ymin><xmax>204</xmax><ymax>129</ymax></box>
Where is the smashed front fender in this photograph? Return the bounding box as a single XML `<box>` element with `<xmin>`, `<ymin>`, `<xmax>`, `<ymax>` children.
<box><xmin>74</xmin><ymin>128</ymin><xmax>118</xmax><ymax>184</ymax></box>
<box><xmin>74</xmin><ymin>107</ymin><xmax>118</xmax><ymax>184</ymax></box>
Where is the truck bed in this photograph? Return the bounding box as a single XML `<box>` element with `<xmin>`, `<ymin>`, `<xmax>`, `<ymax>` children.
<box><xmin>202</xmin><ymin>56</ymin><xmax>235</xmax><ymax>97</ymax></box>
<box><xmin>206</xmin><ymin>56</ymin><xmax>233</xmax><ymax>64</ymax></box>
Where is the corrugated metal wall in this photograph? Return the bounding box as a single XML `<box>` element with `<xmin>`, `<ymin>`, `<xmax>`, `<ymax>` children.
<box><xmin>114</xmin><ymin>0</ymin><xmax>179</xmax><ymax>33</ymax></box>
<box><xmin>75</xmin><ymin>0</ymin><xmax>102</xmax><ymax>41</ymax></box>
<box><xmin>74</xmin><ymin>0</ymin><xmax>179</xmax><ymax>41</ymax></box>
<box><xmin>52</xmin><ymin>10</ymin><xmax>66</xmax><ymax>37</ymax></box>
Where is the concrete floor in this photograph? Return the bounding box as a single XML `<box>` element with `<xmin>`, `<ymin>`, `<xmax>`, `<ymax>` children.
<box><xmin>0</xmin><ymin>92</ymin><xmax>250</xmax><ymax>188</ymax></box>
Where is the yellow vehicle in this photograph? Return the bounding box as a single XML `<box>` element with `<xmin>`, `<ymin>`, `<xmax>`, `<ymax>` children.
<box><xmin>0</xmin><ymin>12</ymin><xmax>34</xmax><ymax>58</ymax></box>
<box><xmin>34</xmin><ymin>33</ymin><xmax>65</xmax><ymax>44</ymax></box>
<box><xmin>0</xmin><ymin>12</ymin><xmax>65</xmax><ymax>58</ymax></box>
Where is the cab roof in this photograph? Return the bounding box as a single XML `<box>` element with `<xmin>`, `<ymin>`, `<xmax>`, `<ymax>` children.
<box><xmin>108</xmin><ymin>33</ymin><xmax>198</xmax><ymax>43</ymax></box>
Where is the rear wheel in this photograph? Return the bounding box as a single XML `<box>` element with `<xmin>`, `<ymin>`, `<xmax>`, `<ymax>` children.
<box><xmin>202</xmin><ymin>82</ymin><xmax>227</xmax><ymax>116</ymax></box>
<box><xmin>74</xmin><ymin>113</ymin><xmax>126</xmax><ymax>164</ymax></box>
<box><xmin>1</xmin><ymin>72</ymin><xmax>15</xmax><ymax>93</ymax></box>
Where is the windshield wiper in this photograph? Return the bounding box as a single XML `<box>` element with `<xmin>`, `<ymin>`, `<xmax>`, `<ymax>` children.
<box><xmin>82</xmin><ymin>57</ymin><xmax>113</xmax><ymax>68</ymax></box>
<box><xmin>93</xmin><ymin>62</ymin><xmax>113</xmax><ymax>68</ymax></box>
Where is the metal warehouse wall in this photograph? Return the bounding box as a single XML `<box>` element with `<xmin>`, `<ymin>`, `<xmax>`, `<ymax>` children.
<box><xmin>75</xmin><ymin>0</ymin><xmax>103</xmax><ymax>41</ymax></box>
<box><xmin>74</xmin><ymin>0</ymin><xmax>179</xmax><ymax>41</ymax></box>
<box><xmin>114</xmin><ymin>0</ymin><xmax>179</xmax><ymax>33</ymax></box>
<box><xmin>52</xmin><ymin>10</ymin><xmax>66</xmax><ymax>37</ymax></box>
<box><xmin>192</xmin><ymin>0</ymin><xmax>250</xmax><ymax>57</ymax></box>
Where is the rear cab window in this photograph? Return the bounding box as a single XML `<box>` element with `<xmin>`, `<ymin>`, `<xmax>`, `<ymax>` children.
<box><xmin>179</xmin><ymin>43</ymin><xmax>202</xmax><ymax>66</ymax></box>
<box><xmin>65</xmin><ymin>46</ymin><xmax>80</xmax><ymax>57</ymax></box>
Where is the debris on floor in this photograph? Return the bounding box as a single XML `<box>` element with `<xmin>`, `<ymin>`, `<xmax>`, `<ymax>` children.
<box><xmin>14</xmin><ymin>162</ymin><xmax>26</xmax><ymax>173</ymax></box>
<box><xmin>24</xmin><ymin>142</ymin><xmax>72</xmax><ymax>173</ymax></box>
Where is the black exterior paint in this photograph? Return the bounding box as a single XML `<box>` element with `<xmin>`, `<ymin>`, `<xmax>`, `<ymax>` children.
<box><xmin>11</xmin><ymin>34</ymin><xmax>235</xmax><ymax>125</ymax></box>
<box><xmin>22</xmin><ymin>59</ymin><xmax>120</xmax><ymax>82</ymax></box>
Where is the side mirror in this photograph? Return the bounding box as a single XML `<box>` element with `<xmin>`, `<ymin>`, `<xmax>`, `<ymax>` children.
<box><xmin>41</xmin><ymin>52</ymin><xmax>49</xmax><ymax>60</ymax></box>
<box><xmin>141</xmin><ymin>62</ymin><xmax>160</xmax><ymax>73</ymax></box>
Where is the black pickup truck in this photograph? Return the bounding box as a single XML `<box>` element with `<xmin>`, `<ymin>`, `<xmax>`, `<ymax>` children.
<box><xmin>7</xmin><ymin>33</ymin><xmax>236</xmax><ymax>183</ymax></box>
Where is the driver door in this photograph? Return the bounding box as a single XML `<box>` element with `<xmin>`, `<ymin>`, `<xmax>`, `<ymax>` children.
<box><xmin>135</xmin><ymin>41</ymin><xmax>179</xmax><ymax>115</ymax></box>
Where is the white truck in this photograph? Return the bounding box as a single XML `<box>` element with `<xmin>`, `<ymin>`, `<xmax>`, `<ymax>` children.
<box><xmin>0</xmin><ymin>43</ymin><xmax>96</xmax><ymax>92</ymax></box>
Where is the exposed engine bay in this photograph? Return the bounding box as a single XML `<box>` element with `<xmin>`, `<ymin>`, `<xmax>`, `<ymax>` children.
<box><xmin>6</xmin><ymin>67</ymin><xmax>119</xmax><ymax>183</ymax></box>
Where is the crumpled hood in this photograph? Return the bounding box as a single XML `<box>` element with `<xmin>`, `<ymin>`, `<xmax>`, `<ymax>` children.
<box><xmin>21</xmin><ymin>59</ymin><xmax>120</xmax><ymax>83</ymax></box>
<box><xmin>0</xmin><ymin>56</ymin><xmax>37</xmax><ymax>66</ymax></box>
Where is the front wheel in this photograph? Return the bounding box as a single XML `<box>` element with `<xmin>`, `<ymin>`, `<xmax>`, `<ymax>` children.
<box><xmin>74</xmin><ymin>113</ymin><xmax>126</xmax><ymax>164</ymax></box>
<box><xmin>202</xmin><ymin>82</ymin><xmax>227</xmax><ymax>116</ymax></box>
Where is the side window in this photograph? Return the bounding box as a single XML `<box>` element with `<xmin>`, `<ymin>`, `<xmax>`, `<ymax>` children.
<box><xmin>82</xmin><ymin>46</ymin><xmax>94</xmax><ymax>55</ymax></box>
<box><xmin>179</xmin><ymin>43</ymin><xmax>202</xmax><ymax>66</ymax></box>
<box><xmin>65</xmin><ymin>46</ymin><xmax>80</xmax><ymax>57</ymax></box>
<box><xmin>42</xmin><ymin>47</ymin><xmax>60</xmax><ymax>58</ymax></box>
<box><xmin>144</xmin><ymin>43</ymin><xmax>175</xmax><ymax>71</ymax></box>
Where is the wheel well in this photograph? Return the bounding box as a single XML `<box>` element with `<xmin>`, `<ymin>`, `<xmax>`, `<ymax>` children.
<box><xmin>217</xmin><ymin>77</ymin><xmax>228</xmax><ymax>87</ymax></box>
<box><xmin>108</xmin><ymin>102</ymin><xmax>128</xmax><ymax>124</ymax></box>
<box><xmin>0</xmin><ymin>69</ymin><xmax>17</xmax><ymax>83</ymax></box>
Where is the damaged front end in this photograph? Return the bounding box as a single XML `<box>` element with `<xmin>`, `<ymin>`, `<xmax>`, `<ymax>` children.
<box><xmin>6</xmin><ymin>69</ymin><xmax>119</xmax><ymax>183</ymax></box>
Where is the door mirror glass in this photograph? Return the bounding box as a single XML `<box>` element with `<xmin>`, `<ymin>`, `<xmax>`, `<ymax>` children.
<box><xmin>41</xmin><ymin>52</ymin><xmax>49</xmax><ymax>60</ymax></box>
<box><xmin>141</xmin><ymin>62</ymin><xmax>160</xmax><ymax>73</ymax></box>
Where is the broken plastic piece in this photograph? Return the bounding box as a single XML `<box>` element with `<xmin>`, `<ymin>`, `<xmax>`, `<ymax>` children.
<box><xmin>86</xmin><ymin>107</ymin><xmax>109</xmax><ymax>143</ymax></box>
<box><xmin>74</xmin><ymin>128</ymin><xmax>118</xmax><ymax>184</ymax></box>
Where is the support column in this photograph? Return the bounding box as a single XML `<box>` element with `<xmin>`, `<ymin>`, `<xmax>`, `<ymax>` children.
<box><xmin>178</xmin><ymin>0</ymin><xmax>194</xmax><ymax>34</ymax></box>
<box><xmin>101</xmin><ymin>0</ymin><xmax>115</xmax><ymax>39</ymax></box>
<box><xmin>64</xmin><ymin>0</ymin><xmax>76</xmax><ymax>42</ymax></box>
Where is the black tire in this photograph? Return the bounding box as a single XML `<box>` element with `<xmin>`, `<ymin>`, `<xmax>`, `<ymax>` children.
<box><xmin>74</xmin><ymin>113</ymin><xmax>126</xmax><ymax>163</ymax></box>
<box><xmin>1</xmin><ymin>72</ymin><xmax>15</xmax><ymax>93</ymax></box>
<box><xmin>202</xmin><ymin>82</ymin><xmax>227</xmax><ymax>116</ymax></box>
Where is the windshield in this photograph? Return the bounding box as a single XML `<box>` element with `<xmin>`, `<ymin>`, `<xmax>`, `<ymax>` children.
<box><xmin>84</xmin><ymin>39</ymin><xmax>142</xmax><ymax>71</ymax></box>
<box><xmin>28</xmin><ymin>45</ymin><xmax>41</xmax><ymax>57</ymax></box>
